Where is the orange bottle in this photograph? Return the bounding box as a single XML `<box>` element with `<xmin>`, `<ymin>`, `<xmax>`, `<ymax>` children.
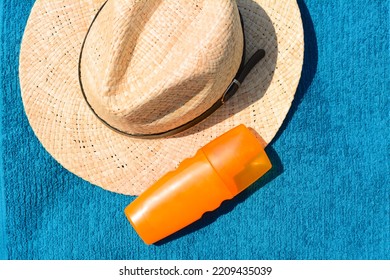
<box><xmin>124</xmin><ymin>124</ymin><xmax>272</xmax><ymax>244</ymax></box>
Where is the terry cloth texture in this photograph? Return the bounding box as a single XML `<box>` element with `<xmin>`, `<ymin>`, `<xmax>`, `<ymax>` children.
<box><xmin>1</xmin><ymin>0</ymin><xmax>389</xmax><ymax>259</ymax></box>
<box><xmin>0</xmin><ymin>0</ymin><xmax>6</xmax><ymax>260</ymax></box>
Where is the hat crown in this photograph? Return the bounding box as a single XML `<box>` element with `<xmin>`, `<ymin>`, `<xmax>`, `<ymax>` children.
<box><xmin>80</xmin><ymin>0</ymin><xmax>243</xmax><ymax>135</ymax></box>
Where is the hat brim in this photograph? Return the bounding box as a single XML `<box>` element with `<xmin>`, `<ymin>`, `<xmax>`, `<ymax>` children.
<box><xmin>20</xmin><ymin>0</ymin><xmax>303</xmax><ymax>195</ymax></box>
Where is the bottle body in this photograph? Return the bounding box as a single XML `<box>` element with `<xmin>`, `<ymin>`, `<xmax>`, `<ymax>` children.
<box><xmin>124</xmin><ymin>125</ymin><xmax>272</xmax><ymax>244</ymax></box>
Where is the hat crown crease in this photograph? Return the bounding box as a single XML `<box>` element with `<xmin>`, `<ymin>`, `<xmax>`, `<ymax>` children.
<box><xmin>100</xmin><ymin>0</ymin><xmax>164</xmax><ymax>96</ymax></box>
<box><xmin>80</xmin><ymin>0</ymin><xmax>244</xmax><ymax>135</ymax></box>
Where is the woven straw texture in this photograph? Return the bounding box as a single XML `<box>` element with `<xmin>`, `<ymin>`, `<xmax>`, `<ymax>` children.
<box><xmin>19</xmin><ymin>0</ymin><xmax>303</xmax><ymax>195</ymax></box>
<box><xmin>80</xmin><ymin>0</ymin><xmax>244</xmax><ymax>135</ymax></box>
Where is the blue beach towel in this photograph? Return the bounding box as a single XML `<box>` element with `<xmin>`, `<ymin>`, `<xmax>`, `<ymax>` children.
<box><xmin>1</xmin><ymin>0</ymin><xmax>389</xmax><ymax>259</ymax></box>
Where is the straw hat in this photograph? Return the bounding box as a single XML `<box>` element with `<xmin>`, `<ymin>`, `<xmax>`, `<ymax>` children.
<box><xmin>20</xmin><ymin>0</ymin><xmax>304</xmax><ymax>195</ymax></box>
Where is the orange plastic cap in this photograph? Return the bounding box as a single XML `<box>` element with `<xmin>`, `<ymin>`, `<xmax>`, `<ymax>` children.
<box><xmin>202</xmin><ymin>124</ymin><xmax>272</xmax><ymax>194</ymax></box>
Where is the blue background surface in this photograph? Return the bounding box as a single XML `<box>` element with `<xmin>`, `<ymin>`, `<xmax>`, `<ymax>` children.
<box><xmin>1</xmin><ymin>0</ymin><xmax>389</xmax><ymax>259</ymax></box>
